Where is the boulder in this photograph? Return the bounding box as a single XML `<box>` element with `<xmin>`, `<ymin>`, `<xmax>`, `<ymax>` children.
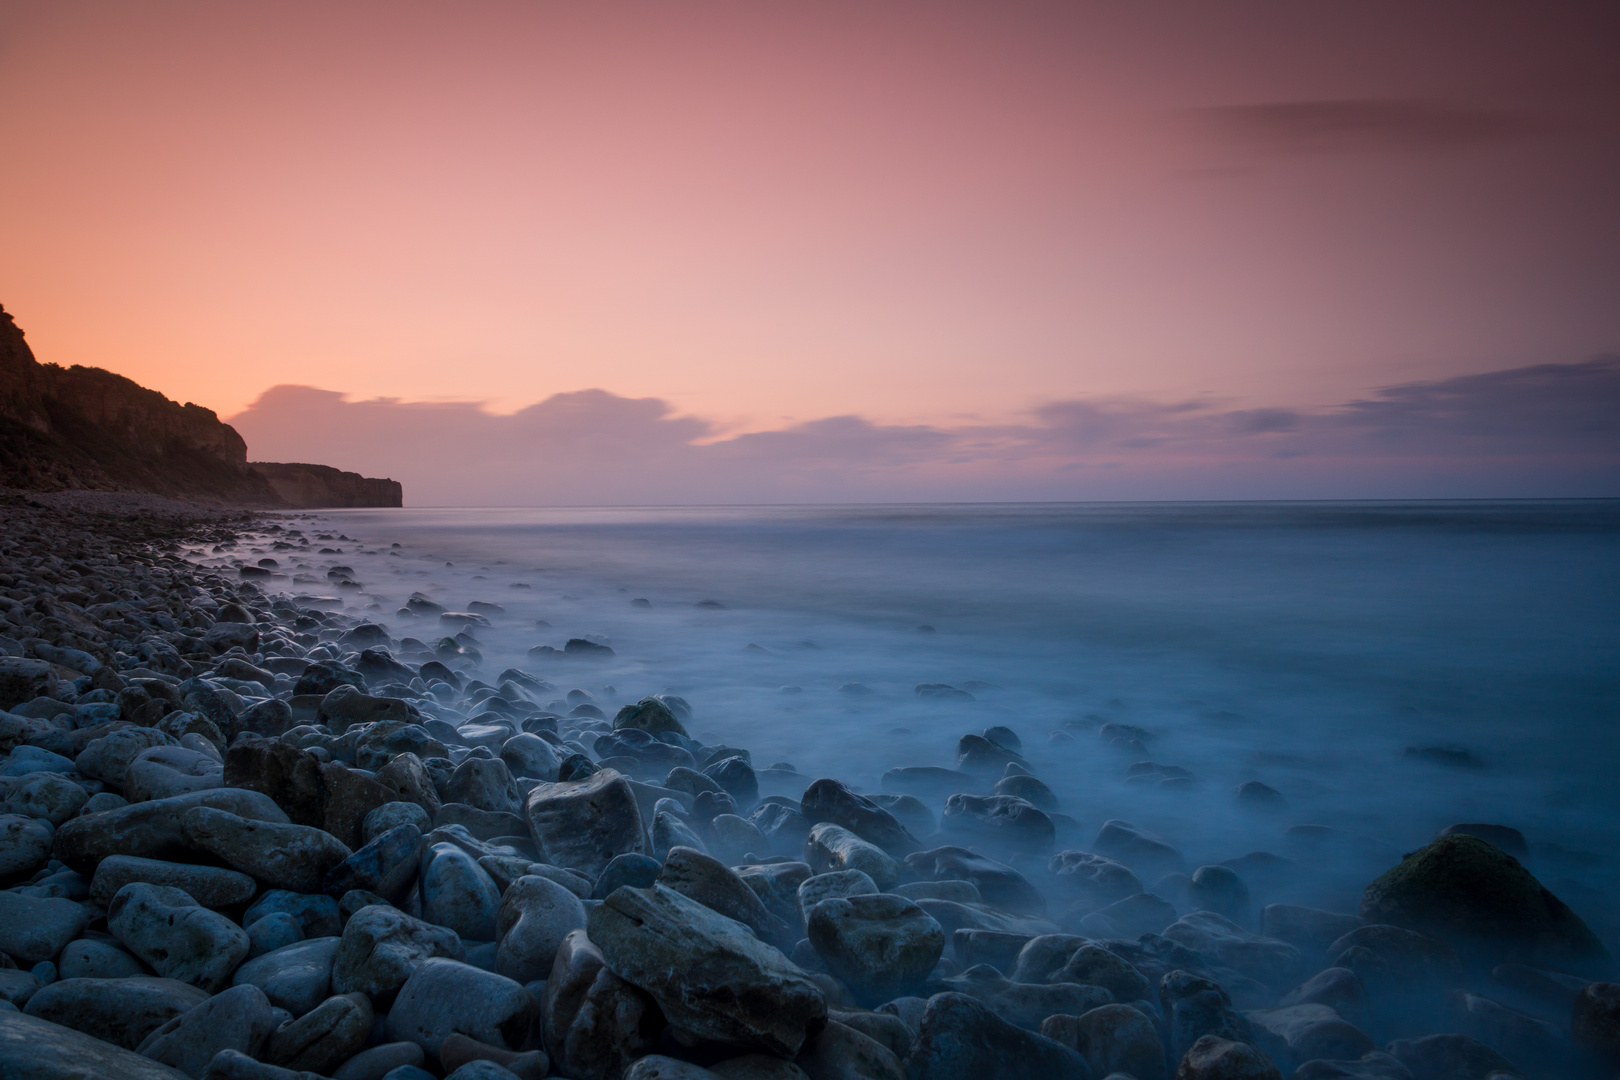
<box><xmin>540</xmin><ymin>929</ymin><xmax>662</xmax><ymax>1080</ymax></box>
<box><xmin>906</xmin><ymin>991</ymin><xmax>1091</xmax><ymax>1079</ymax></box>
<box><xmin>1162</xmin><ymin>911</ymin><xmax>1303</xmax><ymax>990</ymax></box>
<box><xmin>1048</xmin><ymin>849</ymin><xmax>1145</xmax><ymax>912</ymax></box>
<box><xmin>321</xmin><ymin>823</ymin><xmax>421</xmax><ymax>903</ymax></box>
<box><xmin>23</xmin><ymin>976</ymin><xmax>209</xmax><ymax>1049</ymax></box>
<box><xmin>806</xmin><ymin>893</ymin><xmax>945</xmax><ymax>1006</ymax></box>
<box><xmin>182</xmin><ymin>806</ymin><xmax>352</xmax><ymax>893</ymax></box>
<box><xmin>1174</xmin><ymin>1034</ymin><xmax>1282</xmax><ymax>1079</ymax></box>
<box><xmin>421</xmin><ymin>841</ymin><xmax>502</xmax><ymax>941</ymax></box>
<box><xmin>1245</xmin><ymin>1004</ymin><xmax>1376</xmax><ymax>1072</ymax></box>
<box><xmin>941</xmin><ymin>794</ymin><xmax>1055</xmax><ymax>854</ymax></box>
<box><xmin>799</xmin><ymin>779</ymin><xmax>919</xmax><ymax>857</ymax></box>
<box><xmin>495</xmin><ymin>874</ymin><xmax>587</xmax><ymax>983</ymax></box>
<box><xmin>1092</xmin><ymin>819</ymin><xmax>1186</xmax><ymax>878</ymax></box>
<box><xmin>0</xmin><ymin>1008</ymin><xmax>192</xmax><ymax>1080</ymax></box>
<box><xmin>386</xmin><ymin>958</ymin><xmax>537</xmax><ymax>1056</ymax></box>
<box><xmin>524</xmin><ymin>769</ymin><xmax>646</xmax><ymax>878</ymax></box>
<box><xmin>0</xmin><ymin>657</ymin><xmax>56</xmax><ymax>711</ymax></box>
<box><xmin>1383</xmin><ymin>1033</ymin><xmax>1516</xmax><ymax>1080</ymax></box>
<box><xmin>0</xmin><ymin>813</ymin><xmax>55</xmax><ymax>876</ymax></box>
<box><xmin>613</xmin><ymin>697</ymin><xmax>688</xmax><ymax>737</ymax></box>
<box><xmin>906</xmin><ymin>846</ymin><xmax>1046</xmax><ymax>915</ymax></box>
<box><xmin>659</xmin><ymin>846</ymin><xmax>795</xmax><ymax>951</ymax></box>
<box><xmin>1359</xmin><ymin>834</ymin><xmax>1609</xmax><ymax>970</ymax></box>
<box><xmin>445</xmin><ymin>757</ymin><xmax>522</xmax><ymax>816</ymax></box>
<box><xmin>1052</xmin><ymin>944</ymin><xmax>1152</xmax><ymax>1002</ymax></box>
<box><xmin>125</xmin><ymin>745</ymin><xmax>224</xmax><ymax>803</ymax></box>
<box><xmin>137</xmin><ymin>983</ymin><xmax>277</xmax><ymax>1078</ymax></box>
<box><xmin>588</xmin><ymin>884</ymin><xmax>826</xmax><ymax>1056</ymax></box>
<box><xmin>53</xmin><ymin>789</ymin><xmax>288</xmax><ymax>875</ymax></box>
<box><xmin>937</xmin><ymin>965</ymin><xmax>1112</xmax><ymax>1030</ymax></box>
<box><xmin>331</xmin><ymin>903</ymin><xmax>463</xmax><ymax>1001</ymax></box>
<box><xmin>805</xmin><ymin>823</ymin><xmax>900</xmax><ymax>891</ymax></box>
<box><xmin>1040</xmin><ymin>1003</ymin><xmax>1167</xmax><ymax>1080</ymax></box>
<box><xmin>108</xmin><ymin>883</ymin><xmax>250</xmax><ymax>992</ymax></box>
<box><xmin>90</xmin><ymin>855</ymin><xmax>258</xmax><ymax>909</ymax></box>
<box><xmin>0</xmin><ymin>889</ymin><xmax>89</xmax><ymax>964</ymax></box>
<box><xmin>231</xmin><ymin>937</ymin><xmax>341</xmax><ymax>1017</ymax></box>
<box><xmin>262</xmin><ymin>992</ymin><xmax>373</xmax><ymax>1074</ymax></box>
<box><xmin>795</xmin><ymin>1019</ymin><xmax>907</xmax><ymax>1080</ymax></box>
<box><xmin>4</xmin><ymin>772</ymin><xmax>89</xmax><ymax>826</ymax></box>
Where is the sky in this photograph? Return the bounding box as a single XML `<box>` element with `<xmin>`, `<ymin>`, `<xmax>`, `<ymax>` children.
<box><xmin>3</xmin><ymin>1</ymin><xmax>1618</xmax><ymax>501</ymax></box>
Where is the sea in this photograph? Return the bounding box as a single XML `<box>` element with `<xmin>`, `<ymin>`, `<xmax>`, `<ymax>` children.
<box><xmin>215</xmin><ymin>501</ymin><xmax>1620</xmax><ymax>939</ymax></box>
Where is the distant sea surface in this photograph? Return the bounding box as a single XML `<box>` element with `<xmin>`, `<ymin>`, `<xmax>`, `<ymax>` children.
<box><xmin>284</xmin><ymin>501</ymin><xmax>1620</xmax><ymax>931</ymax></box>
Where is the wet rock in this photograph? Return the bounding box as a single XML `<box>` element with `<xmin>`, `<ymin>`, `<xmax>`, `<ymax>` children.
<box><xmin>799</xmin><ymin>870</ymin><xmax>880</xmax><ymax>922</ymax></box>
<box><xmin>710</xmin><ymin>813</ymin><xmax>770</xmax><ymax>864</ymax></box>
<box><xmin>263</xmin><ymin>991</ymin><xmax>373</xmax><ymax>1074</ymax></box>
<box><xmin>524</xmin><ymin>769</ymin><xmax>646</xmax><ymax>878</ymax></box>
<box><xmin>236</xmin><ymin>698</ymin><xmax>295</xmax><ymax>739</ymax></box>
<box><xmin>1093</xmin><ymin>819</ymin><xmax>1187</xmax><ymax>878</ymax></box>
<box><xmin>364</xmin><ymin>801</ymin><xmax>431</xmax><ymax>842</ymax></box>
<box><xmin>126</xmin><ymin>745</ymin><xmax>224</xmax><ymax>803</ymax></box>
<box><xmin>895</xmin><ymin>879</ymin><xmax>982</xmax><ymax>905</ymax></box>
<box><xmin>623</xmin><ymin>1058</ymin><xmax>720</xmax><ymax>1080</ymax></box>
<box><xmin>806</xmin><ymin>823</ymin><xmax>900</xmax><ymax>890</ymax></box>
<box><xmin>0</xmin><ymin>813</ymin><xmax>54</xmax><ymax>876</ymax></box>
<box><xmin>1458</xmin><ymin>991</ymin><xmax>1564</xmax><ymax>1070</ymax></box>
<box><xmin>5</xmin><ymin>772</ymin><xmax>89</xmax><ymax>825</ymax></box>
<box><xmin>0</xmin><ymin>1008</ymin><xmax>195</xmax><ymax>1080</ymax></box>
<box><xmin>594</xmin><ymin>851</ymin><xmax>662</xmax><ymax>899</ymax></box>
<box><xmin>660</xmin><ymin>846</ymin><xmax>796</xmax><ymax>950</ymax></box>
<box><xmin>1008</xmin><ymin>934</ymin><xmax>1090</xmax><ymax>983</ymax></box>
<box><xmin>318</xmin><ymin>685</ymin><xmax>414</xmax><ymax>734</ymax></box>
<box><xmin>1040</xmin><ymin>1002</ymin><xmax>1167</xmax><ymax>1080</ymax></box>
<box><xmin>222</xmin><ymin>740</ymin><xmax>326</xmax><ymax>827</ymax></box>
<box><xmin>332</xmin><ymin>903</ymin><xmax>463</xmax><ymax>1000</ymax></box>
<box><xmin>245</xmin><ymin>891</ymin><xmax>342</xmax><ymax>940</ymax></box>
<box><xmin>108</xmin><ymin>883</ymin><xmax>250</xmax><ymax>992</ymax></box>
<box><xmin>807</xmin><ymin>893</ymin><xmax>945</xmax><ymax>1006</ymax></box>
<box><xmin>137</xmin><ymin>983</ymin><xmax>277</xmax><ymax>1078</ymax></box>
<box><xmin>0</xmin><ymin>890</ymin><xmax>89</xmax><ymax>963</ymax></box>
<box><xmin>613</xmin><ymin>697</ymin><xmax>688</xmax><ymax>737</ymax></box>
<box><xmin>941</xmin><ymin>794</ymin><xmax>1055</xmax><ymax>854</ymax></box>
<box><xmin>795</xmin><ymin>1018</ymin><xmax>907</xmax><ymax>1080</ymax></box>
<box><xmin>1383</xmin><ymin>1033</ymin><xmax>1515</xmax><ymax>1080</ymax></box>
<box><xmin>938</xmin><ymin>965</ymin><xmax>1112</xmax><ymax>1030</ymax></box>
<box><xmin>1327</xmin><ymin>925</ymin><xmax>1464</xmax><ymax>1035</ymax></box>
<box><xmin>955</xmin><ymin>734</ymin><xmax>1026</xmax><ymax>775</ymax></box>
<box><xmin>420</xmin><ymin>841</ymin><xmax>501</xmax><ymax>941</ymax></box>
<box><xmin>182</xmin><ymin>807</ymin><xmax>352</xmax><ymax>893</ymax></box>
<box><xmin>907</xmin><ymin>846</ymin><xmax>1046</xmax><ymax>915</ymax></box>
<box><xmin>588</xmin><ymin>884</ymin><xmax>827</xmax><ymax>1056</ymax></box>
<box><xmin>906</xmin><ymin>991</ymin><xmax>1090</xmax><ymax>1079</ymax></box>
<box><xmin>445</xmin><ymin>757</ymin><xmax>521</xmax><ymax>816</ymax></box>
<box><xmin>53</xmin><ymin>789</ymin><xmax>289</xmax><ymax>875</ymax></box>
<box><xmin>1360</xmin><ymin>834</ymin><xmax>1608</xmax><ymax>970</ymax></box>
<box><xmin>799</xmin><ymin>779</ymin><xmax>919</xmax><ymax>858</ymax></box>
<box><xmin>1054</xmin><ymin>944</ymin><xmax>1153</xmax><ymax>1001</ymax></box>
<box><xmin>322</xmin><ymin>823</ymin><xmax>421</xmax><ymax>903</ymax></box>
<box><xmin>705</xmin><ymin>757</ymin><xmax>760</xmax><ymax>810</ymax></box>
<box><xmin>1162</xmin><ymin>912</ymin><xmax>1303</xmax><ymax>990</ymax></box>
<box><xmin>387</xmin><ymin>957</ymin><xmax>537</xmax><ymax>1056</ymax></box>
<box><xmin>91</xmin><ymin>855</ymin><xmax>257</xmax><ymax>909</ymax></box>
<box><xmin>330</xmin><ymin>1041</ymin><xmax>426</xmax><ymax>1080</ymax></box>
<box><xmin>540</xmin><ymin>929</ymin><xmax>662</xmax><ymax>1080</ymax></box>
<box><xmin>1436</xmin><ymin>823</ymin><xmax>1529</xmax><ymax>861</ymax></box>
<box><xmin>319</xmin><ymin>761</ymin><xmax>396</xmax><ymax>850</ymax></box>
<box><xmin>24</xmin><ymin>976</ymin><xmax>210</xmax><ymax>1049</ymax></box>
<box><xmin>76</xmin><ymin>728</ymin><xmax>178</xmax><ymax>788</ymax></box>
<box><xmin>993</xmin><ymin>773</ymin><xmax>1058</xmax><ymax>812</ymax></box>
<box><xmin>749</xmin><ymin>801</ymin><xmax>812</xmax><ymax>855</ymax></box>
<box><xmin>651</xmin><ymin>809</ymin><xmax>708</xmax><ymax>859</ymax></box>
<box><xmin>246</xmin><ymin>913</ymin><xmax>305</xmax><ymax>959</ymax></box>
<box><xmin>495</xmin><ymin>873</ymin><xmax>586</xmax><ymax>982</ymax></box>
<box><xmin>1085</xmin><ymin>892</ymin><xmax>1179</xmax><ymax>938</ymax></box>
<box><xmin>499</xmin><ymin>733</ymin><xmax>560</xmax><ymax>783</ymax></box>
<box><xmin>1174</xmin><ymin>1034</ymin><xmax>1282</xmax><ymax>1079</ymax></box>
<box><xmin>1246</xmin><ymin>1004</ymin><xmax>1375</xmax><ymax>1071</ymax></box>
<box><xmin>59</xmin><ymin>938</ymin><xmax>146</xmax><ymax>979</ymax></box>
<box><xmin>231</xmin><ymin>937</ymin><xmax>340</xmax><ymax>1017</ymax></box>
<box><xmin>826</xmin><ymin>1009</ymin><xmax>913</xmax><ymax>1060</ymax></box>
<box><xmin>0</xmin><ymin>657</ymin><xmax>56</xmax><ymax>712</ymax></box>
<box><xmin>1161</xmin><ymin>971</ymin><xmax>1258</xmax><ymax>1062</ymax></box>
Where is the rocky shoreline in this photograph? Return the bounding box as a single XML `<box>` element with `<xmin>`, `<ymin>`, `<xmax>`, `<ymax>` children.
<box><xmin>0</xmin><ymin>495</ymin><xmax>1616</xmax><ymax>1080</ymax></box>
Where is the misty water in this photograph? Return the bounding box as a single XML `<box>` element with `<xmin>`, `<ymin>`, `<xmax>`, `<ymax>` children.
<box><xmin>210</xmin><ymin>500</ymin><xmax>1620</xmax><ymax>944</ymax></box>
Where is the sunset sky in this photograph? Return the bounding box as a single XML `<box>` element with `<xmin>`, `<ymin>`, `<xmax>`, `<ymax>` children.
<box><xmin>3</xmin><ymin>1</ymin><xmax>1617</xmax><ymax>501</ymax></box>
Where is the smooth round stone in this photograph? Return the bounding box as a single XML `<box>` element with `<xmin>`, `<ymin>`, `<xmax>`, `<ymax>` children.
<box><xmin>422</xmin><ymin>842</ymin><xmax>502</xmax><ymax>942</ymax></box>
<box><xmin>592</xmin><ymin>852</ymin><xmax>661</xmax><ymax>900</ymax></box>
<box><xmin>89</xmin><ymin>854</ymin><xmax>258</xmax><ymax>908</ymax></box>
<box><xmin>0</xmin><ymin>813</ymin><xmax>55</xmax><ymax>877</ymax></box>
<box><xmin>807</xmin><ymin>893</ymin><xmax>946</xmax><ymax>1006</ymax></box>
<box><xmin>244</xmin><ymin>890</ymin><xmax>343</xmax><ymax>939</ymax></box>
<box><xmin>387</xmin><ymin>958</ymin><xmax>538</xmax><ymax>1057</ymax></box>
<box><xmin>107</xmin><ymin>882</ymin><xmax>250</xmax><ymax>992</ymax></box>
<box><xmin>58</xmin><ymin>939</ymin><xmax>146</xmax><ymax>980</ymax></box>
<box><xmin>136</xmin><ymin>982</ymin><xmax>278</xmax><ymax>1078</ymax></box>
<box><xmin>247</xmin><ymin>911</ymin><xmax>306</xmax><ymax>958</ymax></box>
<box><xmin>364</xmin><ymin>800</ymin><xmax>432</xmax><ymax>843</ymax></box>
<box><xmin>3</xmin><ymin>773</ymin><xmax>89</xmax><ymax>826</ymax></box>
<box><xmin>495</xmin><ymin>874</ymin><xmax>587</xmax><ymax>983</ymax></box>
<box><xmin>798</xmin><ymin>870</ymin><xmax>879</xmax><ymax>922</ymax></box>
<box><xmin>124</xmin><ymin>744</ymin><xmax>224</xmax><ymax>802</ymax></box>
<box><xmin>22</xmin><ymin>975</ymin><xmax>210</xmax><ymax>1050</ymax></box>
<box><xmin>332</xmin><ymin>1040</ymin><xmax>427</xmax><ymax>1080</ymax></box>
<box><xmin>0</xmin><ymin>890</ymin><xmax>89</xmax><ymax>964</ymax></box>
<box><xmin>231</xmin><ymin>936</ymin><xmax>341</xmax><ymax>1017</ymax></box>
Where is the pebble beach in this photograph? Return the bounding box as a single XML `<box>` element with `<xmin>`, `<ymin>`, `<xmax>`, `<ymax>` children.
<box><xmin>1</xmin><ymin>494</ymin><xmax>1617</xmax><ymax>1080</ymax></box>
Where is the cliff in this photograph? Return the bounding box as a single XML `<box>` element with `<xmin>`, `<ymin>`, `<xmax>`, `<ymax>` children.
<box><xmin>250</xmin><ymin>462</ymin><xmax>403</xmax><ymax>507</ymax></box>
<box><xmin>0</xmin><ymin>303</ymin><xmax>401</xmax><ymax>506</ymax></box>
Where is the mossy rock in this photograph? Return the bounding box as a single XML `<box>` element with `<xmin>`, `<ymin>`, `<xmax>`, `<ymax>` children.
<box><xmin>1361</xmin><ymin>834</ymin><xmax>1609</xmax><ymax>970</ymax></box>
<box><xmin>612</xmin><ymin>696</ymin><xmax>687</xmax><ymax>738</ymax></box>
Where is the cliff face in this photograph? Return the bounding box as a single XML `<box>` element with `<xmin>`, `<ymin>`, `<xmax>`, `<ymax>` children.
<box><xmin>250</xmin><ymin>462</ymin><xmax>403</xmax><ymax>508</ymax></box>
<box><xmin>0</xmin><ymin>303</ymin><xmax>400</xmax><ymax>506</ymax></box>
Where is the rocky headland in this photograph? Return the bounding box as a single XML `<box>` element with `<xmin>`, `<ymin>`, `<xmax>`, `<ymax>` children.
<box><xmin>0</xmin><ymin>494</ymin><xmax>1616</xmax><ymax>1080</ymax></box>
<box><xmin>0</xmin><ymin>304</ymin><xmax>399</xmax><ymax>508</ymax></box>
